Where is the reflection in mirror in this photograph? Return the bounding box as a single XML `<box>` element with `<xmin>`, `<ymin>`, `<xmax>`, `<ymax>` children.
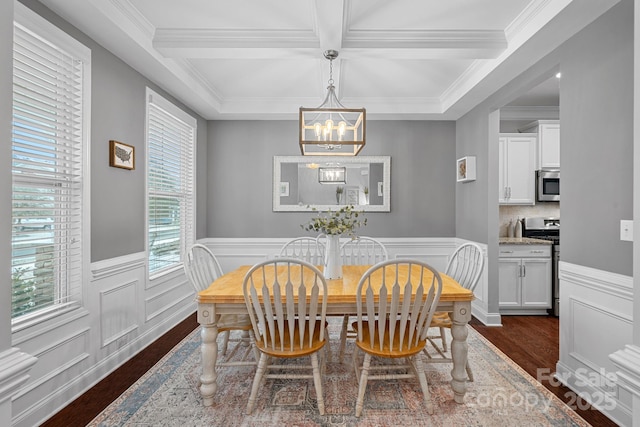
<box><xmin>273</xmin><ymin>156</ymin><xmax>390</xmax><ymax>212</ymax></box>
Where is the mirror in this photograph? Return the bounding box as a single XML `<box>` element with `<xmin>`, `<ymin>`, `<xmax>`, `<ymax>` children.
<box><xmin>273</xmin><ymin>156</ymin><xmax>391</xmax><ymax>212</ymax></box>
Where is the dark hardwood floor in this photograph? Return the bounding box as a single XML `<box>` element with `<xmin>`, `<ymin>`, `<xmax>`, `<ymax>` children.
<box><xmin>470</xmin><ymin>316</ymin><xmax>618</xmax><ymax>427</ymax></box>
<box><xmin>40</xmin><ymin>313</ymin><xmax>617</xmax><ymax>426</ymax></box>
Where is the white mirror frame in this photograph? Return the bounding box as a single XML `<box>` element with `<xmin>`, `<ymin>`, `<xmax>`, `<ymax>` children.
<box><xmin>273</xmin><ymin>155</ymin><xmax>391</xmax><ymax>212</ymax></box>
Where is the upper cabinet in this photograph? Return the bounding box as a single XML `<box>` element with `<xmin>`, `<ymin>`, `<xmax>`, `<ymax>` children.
<box><xmin>519</xmin><ymin>120</ymin><xmax>560</xmax><ymax>170</ymax></box>
<box><xmin>499</xmin><ymin>134</ymin><xmax>536</xmax><ymax>205</ymax></box>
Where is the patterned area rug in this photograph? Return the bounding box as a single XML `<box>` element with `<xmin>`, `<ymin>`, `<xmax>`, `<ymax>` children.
<box><xmin>89</xmin><ymin>319</ymin><xmax>590</xmax><ymax>426</ymax></box>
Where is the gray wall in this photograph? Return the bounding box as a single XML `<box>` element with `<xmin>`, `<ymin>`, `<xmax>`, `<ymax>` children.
<box><xmin>456</xmin><ymin>109</ymin><xmax>500</xmax><ymax>313</ymax></box>
<box><xmin>560</xmin><ymin>0</ymin><xmax>633</xmax><ymax>275</ymax></box>
<box><xmin>207</xmin><ymin>120</ymin><xmax>457</xmax><ymax>238</ymax></box>
<box><xmin>19</xmin><ymin>0</ymin><xmax>209</xmax><ymax>262</ymax></box>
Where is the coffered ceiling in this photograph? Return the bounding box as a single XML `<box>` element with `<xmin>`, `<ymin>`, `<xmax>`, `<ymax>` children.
<box><xmin>38</xmin><ymin>0</ymin><xmax>617</xmax><ymax>120</ymax></box>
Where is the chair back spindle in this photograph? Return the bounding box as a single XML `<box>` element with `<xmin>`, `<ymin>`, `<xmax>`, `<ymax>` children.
<box><xmin>279</xmin><ymin>237</ymin><xmax>325</xmax><ymax>266</ymax></box>
<box><xmin>445</xmin><ymin>243</ymin><xmax>484</xmax><ymax>292</ymax></box>
<box><xmin>184</xmin><ymin>243</ymin><xmax>224</xmax><ymax>292</ymax></box>
<box><xmin>244</xmin><ymin>258</ymin><xmax>327</xmax><ymax>353</ymax></box>
<box><xmin>355</xmin><ymin>259</ymin><xmax>442</xmax><ymax>353</ymax></box>
<box><xmin>341</xmin><ymin>236</ymin><xmax>388</xmax><ymax>265</ymax></box>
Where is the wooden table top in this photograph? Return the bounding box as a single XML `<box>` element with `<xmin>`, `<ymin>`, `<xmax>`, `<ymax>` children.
<box><xmin>197</xmin><ymin>264</ymin><xmax>474</xmax><ymax>305</ymax></box>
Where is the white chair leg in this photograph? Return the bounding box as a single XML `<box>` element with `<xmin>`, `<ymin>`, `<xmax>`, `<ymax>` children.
<box><xmin>440</xmin><ymin>327</ymin><xmax>447</xmax><ymax>352</ymax></box>
<box><xmin>413</xmin><ymin>354</ymin><xmax>434</xmax><ymax>414</ymax></box>
<box><xmin>352</xmin><ymin>346</ymin><xmax>360</xmax><ymax>384</ymax></box>
<box><xmin>339</xmin><ymin>315</ymin><xmax>349</xmax><ymax>362</ymax></box>
<box><xmin>246</xmin><ymin>352</ymin><xmax>268</xmax><ymax>414</ymax></box>
<box><xmin>311</xmin><ymin>353</ymin><xmax>325</xmax><ymax>415</ymax></box>
<box><xmin>324</xmin><ymin>327</ymin><xmax>332</xmax><ymax>364</ymax></box>
<box><xmin>220</xmin><ymin>330</ymin><xmax>230</xmax><ymax>355</ymax></box>
<box><xmin>355</xmin><ymin>353</ymin><xmax>372</xmax><ymax>417</ymax></box>
<box><xmin>466</xmin><ymin>361</ymin><xmax>474</xmax><ymax>382</ymax></box>
<box><xmin>249</xmin><ymin>330</ymin><xmax>260</xmax><ymax>362</ymax></box>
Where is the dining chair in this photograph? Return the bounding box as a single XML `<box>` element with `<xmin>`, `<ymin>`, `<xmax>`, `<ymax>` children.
<box><xmin>184</xmin><ymin>243</ymin><xmax>258</xmax><ymax>366</ymax></box>
<box><xmin>278</xmin><ymin>236</ymin><xmax>325</xmax><ymax>265</ymax></box>
<box><xmin>352</xmin><ymin>259</ymin><xmax>443</xmax><ymax>417</ymax></box>
<box><xmin>338</xmin><ymin>236</ymin><xmax>388</xmax><ymax>361</ymax></box>
<box><xmin>242</xmin><ymin>258</ymin><xmax>329</xmax><ymax>415</ymax></box>
<box><xmin>425</xmin><ymin>242</ymin><xmax>484</xmax><ymax>381</ymax></box>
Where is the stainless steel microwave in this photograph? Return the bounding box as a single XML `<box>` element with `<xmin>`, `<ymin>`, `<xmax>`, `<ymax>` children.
<box><xmin>537</xmin><ymin>170</ymin><xmax>560</xmax><ymax>202</ymax></box>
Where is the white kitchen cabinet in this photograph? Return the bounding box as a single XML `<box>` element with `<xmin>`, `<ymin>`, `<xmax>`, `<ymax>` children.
<box><xmin>498</xmin><ymin>244</ymin><xmax>552</xmax><ymax>315</ymax></box>
<box><xmin>498</xmin><ymin>134</ymin><xmax>536</xmax><ymax>205</ymax></box>
<box><xmin>519</xmin><ymin>120</ymin><xmax>560</xmax><ymax>170</ymax></box>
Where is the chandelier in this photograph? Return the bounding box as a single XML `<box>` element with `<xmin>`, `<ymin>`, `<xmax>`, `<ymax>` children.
<box><xmin>299</xmin><ymin>50</ymin><xmax>366</xmax><ymax>156</ymax></box>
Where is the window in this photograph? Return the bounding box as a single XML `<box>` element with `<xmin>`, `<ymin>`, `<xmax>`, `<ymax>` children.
<box><xmin>11</xmin><ymin>4</ymin><xmax>90</xmax><ymax>321</ymax></box>
<box><xmin>146</xmin><ymin>88</ymin><xmax>196</xmax><ymax>275</ymax></box>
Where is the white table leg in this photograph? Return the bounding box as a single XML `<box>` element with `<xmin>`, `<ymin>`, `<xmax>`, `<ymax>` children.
<box><xmin>198</xmin><ymin>303</ymin><xmax>219</xmax><ymax>406</ymax></box>
<box><xmin>450</xmin><ymin>300</ymin><xmax>471</xmax><ymax>404</ymax></box>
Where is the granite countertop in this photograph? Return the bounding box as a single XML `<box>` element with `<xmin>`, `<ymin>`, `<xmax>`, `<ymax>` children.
<box><xmin>499</xmin><ymin>237</ymin><xmax>552</xmax><ymax>245</ymax></box>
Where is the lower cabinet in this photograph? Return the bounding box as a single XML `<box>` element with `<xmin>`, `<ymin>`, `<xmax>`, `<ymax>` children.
<box><xmin>499</xmin><ymin>244</ymin><xmax>552</xmax><ymax>315</ymax></box>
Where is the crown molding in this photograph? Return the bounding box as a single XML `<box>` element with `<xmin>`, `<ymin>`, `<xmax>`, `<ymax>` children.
<box><xmin>499</xmin><ymin>106</ymin><xmax>559</xmax><ymax>120</ymax></box>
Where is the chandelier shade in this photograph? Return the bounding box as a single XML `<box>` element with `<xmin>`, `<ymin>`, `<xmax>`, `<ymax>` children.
<box><xmin>299</xmin><ymin>50</ymin><xmax>366</xmax><ymax>156</ymax></box>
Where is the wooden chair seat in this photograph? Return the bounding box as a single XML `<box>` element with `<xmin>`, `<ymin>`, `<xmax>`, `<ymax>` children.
<box><xmin>256</xmin><ymin>319</ymin><xmax>326</xmax><ymax>358</ymax></box>
<box><xmin>353</xmin><ymin>320</ymin><xmax>426</xmax><ymax>358</ymax></box>
<box><xmin>429</xmin><ymin>312</ymin><xmax>452</xmax><ymax>329</ymax></box>
<box><xmin>218</xmin><ymin>314</ymin><xmax>253</xmax><ymax>332</ymax></box>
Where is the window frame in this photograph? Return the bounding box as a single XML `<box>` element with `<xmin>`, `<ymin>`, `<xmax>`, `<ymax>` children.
<box><xmin>145</xmin><ymin>87</ymin><xmax>196</xmax><ymax>279</ymax></box>
<box><xmin>11</xmin><ymin>2</ymin><xmax>91</xmax><ymax>330</ymax></box>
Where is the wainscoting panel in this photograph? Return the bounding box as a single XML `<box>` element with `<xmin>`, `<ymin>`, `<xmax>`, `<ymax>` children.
<box><xmin>12</xmin><ymin>252</ymin><xmax>195</xmax><ymax>427</ymax></box>
<box><xmin>144</xmin><ymin>277</ymin><xmax>194</xmax><ymax>322</ymax></box>
<box><xmin>100</xmin><ymin>280</ymin><xmax>139</xmax><ymax>348</ymax></box>
<box><xmin>11</xmin><ymin>328</ymin><xmax>90</xmax><ymax>423</ymax></box>
<box><xmin>556</xmin><ymin>261</ymin><xmax>633</xmax><ymax>427</ymax></box>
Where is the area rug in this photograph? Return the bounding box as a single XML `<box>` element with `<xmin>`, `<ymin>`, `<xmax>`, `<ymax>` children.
<box><xmin>88</xmin><ymin>319</ymin><xmax>590</xmax><ymax>427</ymax></box>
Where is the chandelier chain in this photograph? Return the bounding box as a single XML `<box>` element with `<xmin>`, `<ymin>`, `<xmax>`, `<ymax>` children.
<box><xmin>328</xmin><ymin>56</ymin><xmax>334</xmax><ymax>86</ymax></box>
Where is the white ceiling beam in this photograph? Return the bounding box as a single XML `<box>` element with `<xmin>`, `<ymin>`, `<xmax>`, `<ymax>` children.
<box><xmin>314</xmin><ymin>0</ymin><xmax>345</xmax><ymax>53</ymax></box>
<box><xmin>153</xmin><ymin>28</ymin><xmax>506</xmax><ymax>60</ymax></box>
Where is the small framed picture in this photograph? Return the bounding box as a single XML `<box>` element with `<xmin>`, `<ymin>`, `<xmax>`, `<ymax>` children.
<box><xmin>109</xmin><ymin>140</ymin><xmax>135</xmax><ymax>170</ymax></box>
<box><xmin>457</xmin><ymin>156</ymin><xmax>476</xmax><ymax>182</ymax></box>
<box><xmin>279</xmin><ymin>182</ymin><xmax>289</xmax><ymax>197</ymax></box>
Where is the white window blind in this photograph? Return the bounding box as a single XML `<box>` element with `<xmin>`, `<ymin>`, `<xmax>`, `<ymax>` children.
<box><xmin>11</xmin><ymin>9</ymin><xmax>89</xmax><ymax>321</ymax></box>
<box><xmin>146</xmin><ymin>89</ymin><xmax>196</xmax><ymax>275</ymax></box>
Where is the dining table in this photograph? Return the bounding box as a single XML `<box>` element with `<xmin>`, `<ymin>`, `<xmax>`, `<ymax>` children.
<box><xmin>196</xmin><ymin>263</ymin><xmax>475</xmax><ymax>407</ymax></box>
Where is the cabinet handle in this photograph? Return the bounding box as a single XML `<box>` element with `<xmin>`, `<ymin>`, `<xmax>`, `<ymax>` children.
<box><xmin>504</xmin><ymin>187</ymin><xmax>508</xmax><ymax>199</ymax></box>
<box><xmin>500</xmin><ymin>250</ymin><xmax>514</xmax><ymax>254</ymax></box>
<box><xmin>522</xmin><ymin>265</ymin><xmax>526</xmax><ymax>277</ymax></box>
<box><xmin>530</xmin><ymin>250</ymin><xmax>546</xmax><ymax>254</ymax></box>
<box><xmin>508</xmin><ymin>187</ymin><xmax>512</xmax><ymax>198</ymax></box>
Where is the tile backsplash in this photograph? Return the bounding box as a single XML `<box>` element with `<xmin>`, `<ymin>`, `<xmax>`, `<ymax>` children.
<box><xmin>499</xmin><ymin>203</ymin><xmax>560</xmax><ymax>237</ymax></box>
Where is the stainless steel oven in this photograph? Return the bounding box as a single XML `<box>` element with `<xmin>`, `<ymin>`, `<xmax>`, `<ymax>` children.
<box><xmin>537</xmin><ymin>170</ymin><xmax>560</xmax><ymax>202</ymax></box>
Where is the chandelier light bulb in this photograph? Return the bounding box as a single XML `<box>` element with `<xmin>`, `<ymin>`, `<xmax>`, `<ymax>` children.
<box><xmin>338</xmin><ymin>121</ymin><xmax>346</xmax><ymax>140</ymax></box>
<box><xmin>325</xmin><ymin>119</ymin><xmax>334</xmax><ymax>132</ymax></box>
<box><xmin>314</xmin><ymin>122</ymin><xmax>322</xmax><ymax>140</ymax></box>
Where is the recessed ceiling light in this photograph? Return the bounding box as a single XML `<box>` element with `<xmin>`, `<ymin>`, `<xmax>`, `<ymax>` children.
<box><xmin>555</xmin><ymin>72</ymin><xmax>562</xmax><ymax>78</ymax></box>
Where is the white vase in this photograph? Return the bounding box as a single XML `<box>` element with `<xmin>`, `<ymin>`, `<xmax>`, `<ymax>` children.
<box><xmin>324</xmin><ymin>234</ymin><xmax>342</xmax><ymax>279</ymax></box>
